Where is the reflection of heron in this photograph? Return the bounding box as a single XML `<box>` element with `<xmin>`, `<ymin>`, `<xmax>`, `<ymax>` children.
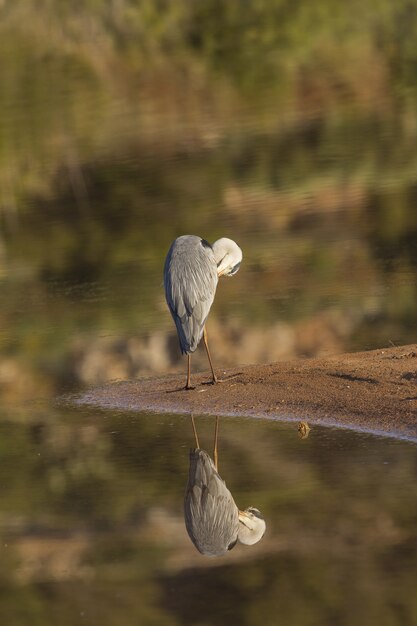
<box><xmin>184</xmin><ymin>416</ymin><xmax>266</xmax><ymax>557</ymax></box>
<box><xmin>164</xmin><ymin>235</ymin><xmax>242</xmax><ymax>389</ymax></box>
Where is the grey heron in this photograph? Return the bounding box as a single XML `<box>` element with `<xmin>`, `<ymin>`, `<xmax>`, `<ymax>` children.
<box><xmin>184</xmin><ymin>415</ymin><xmax>266</xmax><ymax>557</ymax></box>
<box><xmin>164</xmin><ymin>235</ymin><xmax>242</xmax><ymax>389</ymax></box>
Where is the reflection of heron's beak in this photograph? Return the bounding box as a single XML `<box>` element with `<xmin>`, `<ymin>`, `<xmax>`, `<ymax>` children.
<box><xmin>238</xmin><ymin>510</ymin><xmax>251</xmax><ymax>527</ymax></box>
<box><xmin>237</xmin><ymin>509</ymin><xmax>266</xmax><ymax>546</ymax></box>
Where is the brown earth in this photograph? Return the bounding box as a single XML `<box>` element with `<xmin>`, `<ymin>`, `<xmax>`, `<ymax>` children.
<box><xmin>75</xmin><ymin>344</ymin><xmax>417</xmax><ymax>440</ymax></box>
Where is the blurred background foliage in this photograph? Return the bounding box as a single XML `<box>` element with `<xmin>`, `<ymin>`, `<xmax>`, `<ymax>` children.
<box><xmin>0</xmin><ymin>0</ymin><xmax>416</xmax><ymax>396</ymax></box>
<box><xmin>3</xmin><ymin>0</ymin><xmax>417</xmax><ymax>207</ymax></box>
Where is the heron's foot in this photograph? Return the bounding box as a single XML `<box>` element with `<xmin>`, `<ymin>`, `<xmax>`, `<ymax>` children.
<box><xmin>202</xmin><ymin>372</ymin><xmax>243</xmax><ymax>385</ymax></box>
<box><xmin>202</xmin><ymin>377</ymin><xmax>219</xmax><ymax>386</ymax></box>
<box><xmin>165</xmin><ymin>384</ymin><xmax>196</xmax><ymax>393</ymax></box>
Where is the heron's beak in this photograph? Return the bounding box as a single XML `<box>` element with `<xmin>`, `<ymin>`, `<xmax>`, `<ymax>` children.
<box><xmin>217</xmin><ymin>262</ymin><xmax>241</xmax><ymax>277</ymax></box>
<box><xmin>227</xmin><ymin>261</ymin><xmax>241</xmax><ymax>276</ymax></box>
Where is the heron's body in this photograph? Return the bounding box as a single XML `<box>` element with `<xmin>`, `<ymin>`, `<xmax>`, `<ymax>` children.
<box><xmin>164</xmin><ymin>236</ymin><xmax>218</xmax><ymax>354</ymax></box>
<box><xmin>164</xmin><ymin>235</ymin><xmax>242</xmax><ymax>388</ymax></box>
<box><xmin>185</xmin><ymin>448</ymin><xmax>239</xmax><ymax>556</ymax></box>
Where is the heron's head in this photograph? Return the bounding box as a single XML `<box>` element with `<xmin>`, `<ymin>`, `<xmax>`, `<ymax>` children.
<box><xmin>212</xmin><ymin>238</ymin><xmax>243</xmax><ymax>277</ymax></box>
<box><xmin>237</xmin><ymin>507</ymin><xmax>266</xmax><ymax>546</ymax></box>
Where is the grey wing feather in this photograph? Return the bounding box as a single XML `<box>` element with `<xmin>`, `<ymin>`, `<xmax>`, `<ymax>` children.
<box><xmin>164</xmin><ymin>236</ymin><xmax>218</xmax><ymax>354</ymax></box>
<box><xmin>184</xmin><ymin>449</ymin><xmax>239</xmax><ymax>556</ymax></box>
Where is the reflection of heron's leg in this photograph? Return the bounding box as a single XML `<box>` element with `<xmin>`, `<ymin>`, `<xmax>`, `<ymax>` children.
<box><xmin>186</xmin><ymin>354</ymin><xmax>192</xmax><ymax>389</ymax></box>
<box><xmin>213</xmin><ymin>416</ymin><xmax>219</xmax><ymax>470</ymax></box>
<box><xmin>191</xmin><ymin>414</ymin><xmax>200</xmax><ymax>448</ymax></box>
<box><xmin>203</xmin><ymin>327</ymin><xmax>218</xmax><ymax>384</ymax></box>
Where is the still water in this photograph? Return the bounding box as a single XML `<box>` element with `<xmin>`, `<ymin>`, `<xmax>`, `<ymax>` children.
<box><xmin>0</xmin><ymin>407</ymin><xmax>416</xmax><ymax>626</ymax></box>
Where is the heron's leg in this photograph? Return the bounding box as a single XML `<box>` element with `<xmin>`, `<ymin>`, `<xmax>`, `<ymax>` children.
<box><xmin>191</xmin><ymin>414</ymin><xmax>200</xmax><ymax>448</ymax></box>
<box><xmin>213</xmin><ymin>416</ymin><xmax>219</xmax><ymax>470</ymax></box>
<box><xmin>186</xmin><ymin>354</ymin><xmax>192</xmax><ymax>389</ymax></box>
<box><xmin>203</xmin><ymin>327</ymin><xmax>218</xmax><ymax>384</ymax></box>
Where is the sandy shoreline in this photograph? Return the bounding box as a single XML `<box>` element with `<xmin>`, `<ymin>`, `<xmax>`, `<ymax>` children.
<box><xmin>75</xmin><ymin>344</ymin><xmax>417</xmax><ymax>441</ymax></box>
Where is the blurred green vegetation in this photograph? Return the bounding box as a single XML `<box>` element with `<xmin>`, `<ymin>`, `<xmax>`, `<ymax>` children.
<box><xmin>2</xmin><ymin>0</ymin><xmax>417</xmax><ymax>208</ymax></box>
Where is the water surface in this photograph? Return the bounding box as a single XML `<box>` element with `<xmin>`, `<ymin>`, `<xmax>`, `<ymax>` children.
<box><xmin>0</xmin><ymin>407</ymin><xmax>416</xmax><ymax>625</ymax></box>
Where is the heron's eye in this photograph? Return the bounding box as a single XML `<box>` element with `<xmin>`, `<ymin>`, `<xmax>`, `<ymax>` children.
<box><xmin>248</xmin><ymin>507</ymin><xmax>264</xmax><ymax>520</ymax></box>
<box><xmin>227</xmin><ymin>539</ymin><xmax>238</xmax><ymax>551</ymax></box>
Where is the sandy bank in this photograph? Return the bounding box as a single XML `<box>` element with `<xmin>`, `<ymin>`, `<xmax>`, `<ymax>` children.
<box><xmin>75</xmin><ymin>344</ymin><xmax>417</xmax><ymax>440</ymax></box>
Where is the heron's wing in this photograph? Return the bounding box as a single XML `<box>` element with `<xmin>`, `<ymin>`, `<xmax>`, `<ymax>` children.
<box><xmin>184</xmin><ymin>449</ymin><xmax>239</xmax><ymax>556</ymax></box>
<box><xmin>164</xmin><ymin>236</ymin><xmax>218</xmax><ymax>353</ymax></box>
